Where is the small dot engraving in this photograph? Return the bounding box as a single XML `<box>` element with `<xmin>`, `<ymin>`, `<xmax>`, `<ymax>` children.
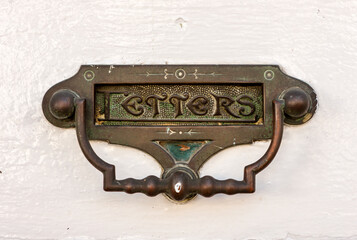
<box><xmin>264</xmin><ymin>70</ymin><xmax>274</xmax><ymax>80</ymax></box>
<box><xmin>84</xmin><ymin>70</ymin><xmax>95</xmax><ymax>81</ymax></box>
<box><xmin>175</xmin><ymin>69</ymin><xmax>186</xmax><ymax>79</ymax></box>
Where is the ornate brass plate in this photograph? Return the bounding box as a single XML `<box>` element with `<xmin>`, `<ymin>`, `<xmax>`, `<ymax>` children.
<box><xmin>43</xmin><ymin>65</ymin><xmax>316</xmax><ymax>202</ymax></box>
<box><xmin>94</xmin><ymin>83</ymin><xmax>263</xmax><ymax>126</ymax></box>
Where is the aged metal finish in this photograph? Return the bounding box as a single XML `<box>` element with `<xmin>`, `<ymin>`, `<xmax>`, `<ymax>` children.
<box><xmin>94</xmin><ymin>84</ymin><xmax>263</xmax><ymax>126</ymax></box>
<box><xmin>43</xmin><ymin>65</ymin><xmax>317</xmax><ymax>203</ymax></box>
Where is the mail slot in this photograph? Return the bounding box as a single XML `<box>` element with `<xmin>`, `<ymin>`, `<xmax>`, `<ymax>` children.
<box><xmin>43</xmin><ymin>65</ymin><xmax>317</xmax><ymax>202</ymax></box>
<box><xmin>94</xmin><ymin>84</ymin><xmax>263</xmax><ymax>126</ymax></box>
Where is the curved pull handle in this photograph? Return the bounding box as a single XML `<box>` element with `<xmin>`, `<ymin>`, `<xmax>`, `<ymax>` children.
<box><xmin>75</xmin><ymin>98</ymin><xmax>284</xmax><ymax>201</ymax></box>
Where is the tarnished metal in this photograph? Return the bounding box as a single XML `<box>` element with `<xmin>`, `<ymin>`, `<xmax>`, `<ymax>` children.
<box><xmin>42</xmin><ymin>65</ymin><xmax>317</xmax><ymax>202</ymax></box>
<box><xmin>94</xmin><ymin>84</ymin><xmax>263</xmax><ymax>126</ymax></box>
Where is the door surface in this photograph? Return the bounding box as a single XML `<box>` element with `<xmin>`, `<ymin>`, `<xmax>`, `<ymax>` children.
<box><xmin>1</xmin><ymin>0</ymin><xmax>356</xmax><ymax>239</ymax></box>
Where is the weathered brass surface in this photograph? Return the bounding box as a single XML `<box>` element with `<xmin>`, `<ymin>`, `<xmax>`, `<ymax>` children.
<box><xmin>43</xmin><ymin>65</ymin><xmax>317</xmax><ymax>202</ymax></box>
<box><xmin>94</xmin><ymin>84</ymin><xmax>263</xmax><ymax>126</ymax></box>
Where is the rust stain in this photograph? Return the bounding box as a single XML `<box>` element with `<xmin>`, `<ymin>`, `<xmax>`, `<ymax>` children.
<box><xmin>95</xmin><ymin>106</ymin><xmax>105</xmax><ymax>125</ymax></box>
<box><xmin>255</xmin><ymin>117</ymin><xmax>263</xmax><ymax>125</ymax></box>
<box><xmin>177</xmin><ymin>144</ymin><xmax>190</xmax><ymax>151</ymax></box>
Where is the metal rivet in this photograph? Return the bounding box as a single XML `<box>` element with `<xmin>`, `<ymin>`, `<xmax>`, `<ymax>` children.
<box><xmin>264</xmin><ymin>70</ymin><xmax>274</xmax><ymax>80</ymax></box>
<box><xmin>84</xmin><ymin>70</ymin><xmax>95</xmax><ymax>81</ymax></box>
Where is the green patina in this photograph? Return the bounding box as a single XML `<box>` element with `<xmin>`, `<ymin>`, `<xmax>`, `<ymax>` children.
<box><xmin>159</xmin><ymin>141</ymin><xmax>208</xmax><ymax>162</ymax></box>
<box><xmin>94</xmin><ymin>84</ymin><xmax>264</xmax><ymax>126</ymax></box>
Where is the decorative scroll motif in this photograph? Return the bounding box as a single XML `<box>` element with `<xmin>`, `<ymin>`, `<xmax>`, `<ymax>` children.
<box><xmin>139</xmin><ymin>68</ymin><xmax>222</xmax><ymax>80</ymax></box>
<box><xmin>156</xmin><ymin>128</ymin><xmax>200</xmax><ymax>136</ymax></box>
<box><xmin>188</xmin><ymin>69</ymin><xmax>222</xmax><ymax>79</ymax></box>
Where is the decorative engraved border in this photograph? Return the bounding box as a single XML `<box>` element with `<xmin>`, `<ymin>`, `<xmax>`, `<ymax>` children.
<box><xmin>139</xmin><ymin>68</ymin><xmax>223</xmax><ymax>80</ymax></box>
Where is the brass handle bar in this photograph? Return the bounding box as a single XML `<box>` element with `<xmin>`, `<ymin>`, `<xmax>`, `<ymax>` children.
<box><xmin>75</xmin><ymin>98</ymin><xmax>284</xmax><ymax>201</ymax></box>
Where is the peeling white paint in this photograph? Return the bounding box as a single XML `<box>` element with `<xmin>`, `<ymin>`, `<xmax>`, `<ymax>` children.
<box><xmin>175</xmin><ymin>17</ymin><xmax>187</xmax><ymax>30</ymax></box>
<box><xmin>108</xmin><ymin>65</ymin><xmax>114</xmax><ymax>74</ymax></box>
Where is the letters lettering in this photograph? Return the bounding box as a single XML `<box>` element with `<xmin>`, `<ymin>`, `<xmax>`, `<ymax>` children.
<box><xmin>105</xmin><ymin>91</ymin><xmax>257</xmax><ymax>119</ymax></box>
<box><xmin>169</xmin><ymin>93</ymin><xmax>189</xmax><ymax>117</ymax></box>
<box><xmin>237</xmin><ymin>95</ymin><xmax>256</xmax><ymax>116</ymax></box>
<box><xmin>211</xmin><ymin>93</ymin><xmax>241</xmax><ymax>118</ymax></box>
<box><xmin>121</xmin><ymin>94</ymin><xmax>144</xmax><ymax>116</ymax></box>
<box><xmin>145</xmin><ymin>94</ymin><xmax>167</xmax><ymax>117</ymax></box>
<box><xmin>186</xmin><ymin>96</ymin><xmax>209</xmax><ymax>116</ymax></box>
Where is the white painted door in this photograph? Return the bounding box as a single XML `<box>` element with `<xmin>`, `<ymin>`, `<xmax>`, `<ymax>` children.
<box><xmin>1</xmin><ymin>0</ymin><xmax>356</xmax><ymax>239</ymax></box>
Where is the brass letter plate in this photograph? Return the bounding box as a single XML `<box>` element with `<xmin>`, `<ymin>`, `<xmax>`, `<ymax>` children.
<box><xmin>94</xmin><ymin>83</ymin><xmax>263</xmax><ymax>126</ymax></box>
<box><xmin>43</xmin><ymin>65</ymin><xmax>317</xmax><ymax>202</ymax></box>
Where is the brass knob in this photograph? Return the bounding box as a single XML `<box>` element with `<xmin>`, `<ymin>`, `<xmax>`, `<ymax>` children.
<box><xmin>49</xmin><ymin>90</ymin><xmax>77</xmax><ymax>120</ymax></box>
<box><xmin>282</xmin><ymin>87</ymin><xmax>311</xmax><ymax>119</ymax></box>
